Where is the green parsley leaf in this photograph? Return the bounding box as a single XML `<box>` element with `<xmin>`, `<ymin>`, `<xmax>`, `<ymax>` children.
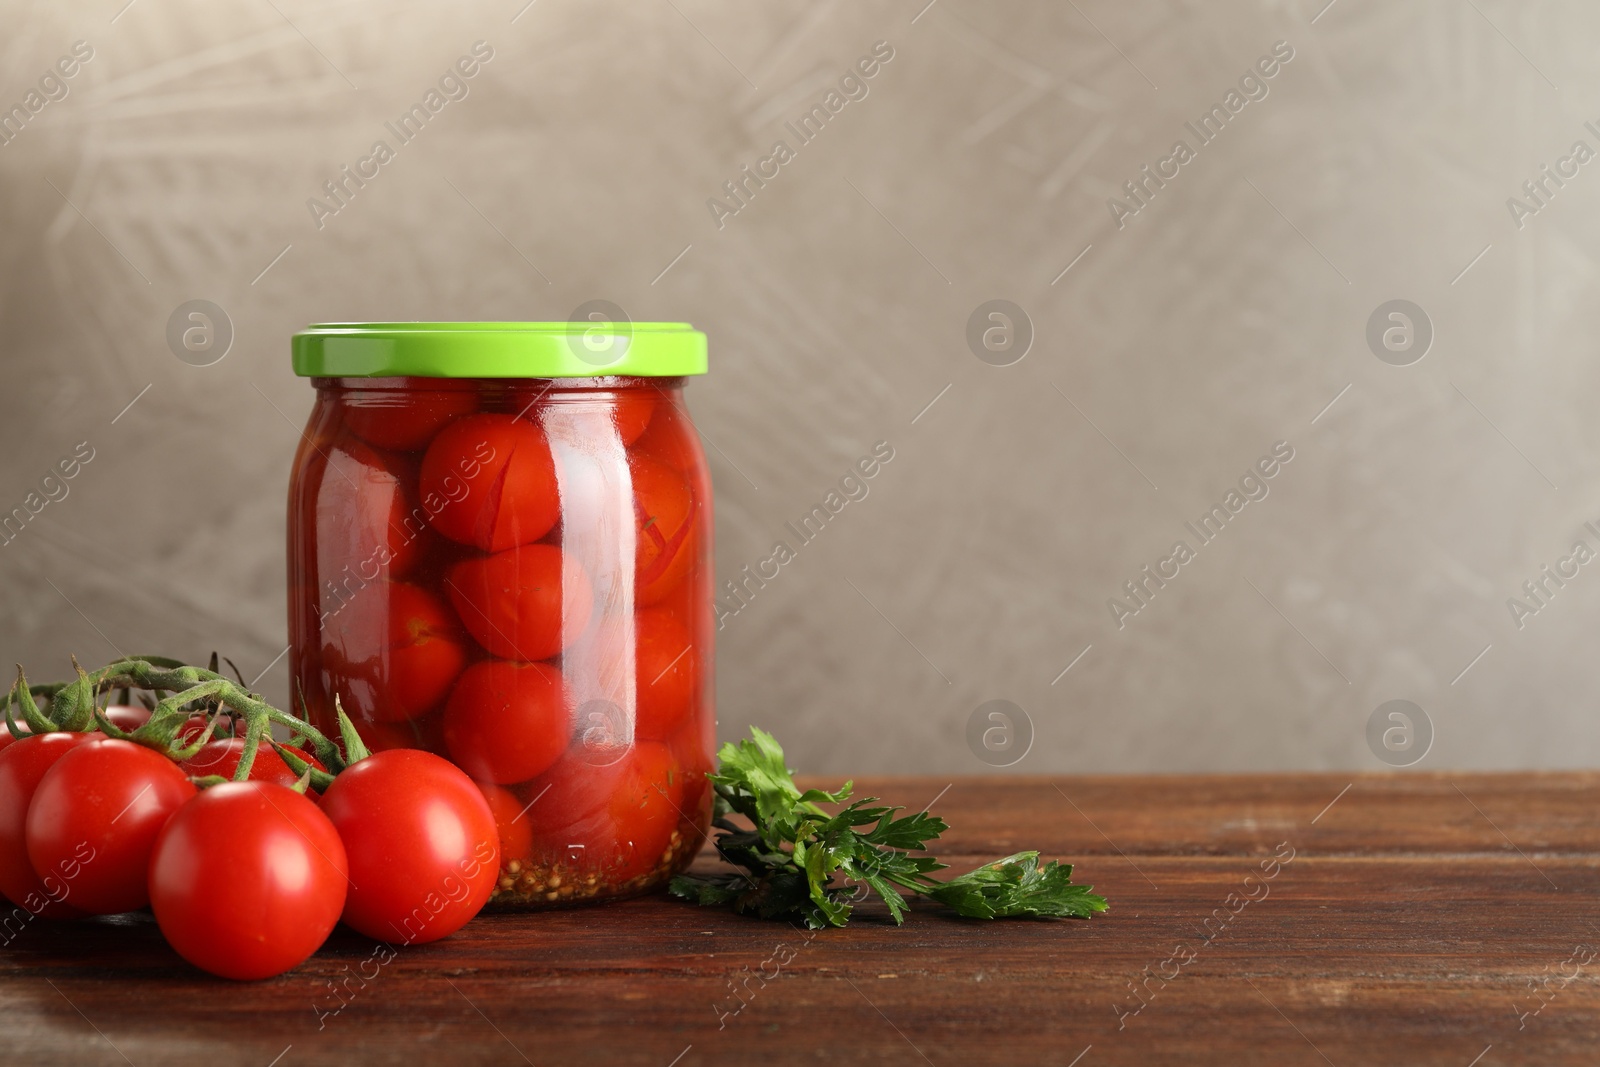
<box><xmin>668</xmin><ymin>727</ymin><xmax>1108</xmax><ymax>927</ymax></box>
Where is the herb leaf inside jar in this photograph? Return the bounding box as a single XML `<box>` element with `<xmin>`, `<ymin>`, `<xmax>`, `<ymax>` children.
<box><xmin>668</xmin><ymin>728</ymin><xmax>1108</xmax><ymax>928</ymax></box>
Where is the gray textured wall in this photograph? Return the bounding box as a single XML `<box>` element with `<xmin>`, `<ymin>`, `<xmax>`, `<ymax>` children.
<box><xmin>1</xmin><ymin>0</ymin><xmax>1595</xmax><ymax>774</ymax></box>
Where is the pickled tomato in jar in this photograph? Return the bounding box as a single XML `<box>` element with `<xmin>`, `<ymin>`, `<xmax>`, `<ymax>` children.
<box><xmin>287</xmin><ymin>323</ymin><xmax>713</xmax><ymax>907</ymax></box>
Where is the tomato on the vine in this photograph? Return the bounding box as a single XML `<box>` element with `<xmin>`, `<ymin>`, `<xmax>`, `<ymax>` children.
<box><xmin>0</xmin><ymin>723</ymin><xmax>32</xmax><ymax>753</ymax></box>
<box><xmin>175</xmin><ymin>712</ymin><xmax>242</xmax><ymax>745</ymax></box>
<box><xmin>420</xmin><ymin>414</ymin><xmax>559</xmax><ymax>552</ymax></box>
<box><xmin>26</xmin><ymin>739</ymin><xmax>196</xmax><ymax>915</ymax></box>
<box><xmin>103</xmin><ymin>706</ymin><xmax>151</xmax><ymax>731</ymax></box>
<box><xmin>320</xmin><ymin>750</ymin><xmax>498</xmax><ymax>945</ymax></box>
<box><xmin>323</xmin><ymin>581</ymin><xmax>468</xmax><ymax>723</ymax></box>
<box><xmin>0</xmin><ymin>732</ymin><xmax>100</xmax><ymax>917</ymax></box>
<box><xmin>524</xmin><ymin>741</ymin><xmax>684</xmax><ymax>882</ymax></box>
<box><xmin>630</xmin><ymin>455</ymin><xmax>697</xmax><ymax>606</ymax></box>
<box><xmin>445</xmin><ymin>544</ymin><xmax>592</xmax><ymax>662</ymax></box>
<box><xmin>344</xmin><ymin>381</ymin><xmax>478</xmax><ymax>451</ymax></box>
<box><xmin>444</xmin><ymin>660</ymin><xmax>566</xmax><ymax>784</ymax></box>
<box><xmin>106</xmin><ymin>704</ymin><xmax>233</xmax><ymax>744</ymax></box>
<box><xmin>179</xmin><ymin>738</ymin><xmax>327</xmax><ymax>790</ymax></box>
<box><xmin>633</xmin><ymin>608</ymin><xmax>696</xmax><ymax>741</ymax></box>
<box><xmin>149</xmin><ymin>782</ymin><xmax>347</xmax><ymax>981</ymax></box>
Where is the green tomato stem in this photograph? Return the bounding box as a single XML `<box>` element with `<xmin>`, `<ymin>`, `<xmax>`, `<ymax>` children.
<box><xmin>10</xmin><ymin>657</ymin><xmax>349</xmax><ymax>786</ymax></box>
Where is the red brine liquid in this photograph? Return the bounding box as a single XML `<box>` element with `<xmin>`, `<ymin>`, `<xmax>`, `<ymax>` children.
<box><xmin>287</xmin><ymin>377</ymin><xmax>714</xmax><ymax>907</ymax></box>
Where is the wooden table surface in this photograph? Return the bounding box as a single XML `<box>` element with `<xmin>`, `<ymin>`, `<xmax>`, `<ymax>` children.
<box><xmin>3</xmin><ymin>772</ymin><xmax>1598</xmax><ymax>1066</ymax></box>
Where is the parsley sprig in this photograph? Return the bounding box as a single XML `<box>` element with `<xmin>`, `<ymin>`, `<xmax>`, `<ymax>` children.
<box><xmin>668</xmin><ymin>728</ymin><xmax>1108</xmax><ymax>928</ymax></box>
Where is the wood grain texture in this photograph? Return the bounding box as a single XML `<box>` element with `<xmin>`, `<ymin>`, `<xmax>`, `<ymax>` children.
<box><xmin>2</xmin><ymin>773</ymin><xmax>1597</xmax><ymax>1066</ymax></box>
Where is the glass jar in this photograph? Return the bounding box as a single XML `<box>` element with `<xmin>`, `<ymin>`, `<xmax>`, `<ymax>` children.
<box><xmin>286</xmin><ymin>323</ymin><xmax>713</xmax><ymax>908</ymax></box>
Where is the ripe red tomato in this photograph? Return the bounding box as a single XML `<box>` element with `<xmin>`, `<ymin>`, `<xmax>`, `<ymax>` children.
<box><xmin>476</xmin><ymin>781</ymin><xmax>533</xmax><ymax>866</ymax></box>
<box><xmin>175</xmin><ymin>712</ymin><xmax>242</xmax><ymax>745</ymax></box>
<box><xmin>0</xmin><ymin>722</ymin><xmax>32</xmax><ymax>753</ymax></box>
<box><xmin>445</xmin><ymin>544</ymin><xmax>592</xmax><ymax>662</ymax></box>
<box><xmin>26</xmin><ymin>739</ymin><xmax>196</xmax><ymax>915</ymax></box>
<box><xmin>524</xmin><ymin>742</ymin><xmax>684</xmax><ymax>882</ymax></box>
<box><xmin>420</xmin><ymin>414</ymin><xmax>559</xmax><ymax>552</ymax></box>
<box><xmin>4</xmin><ymin>702</ymin><xmax>241</xmax><ymax>754</ymax></box>
<box><xmin>314</xmin><ymin>438</ymin><xmax>424</xmax><ymax>593</ymax></box>
<box><xmin>322</xmin><ymin>582</ymin><xmax>468</xmax><ymax>723</ymax></box>
<box><xmin>320</xmin><ymin>750</ymin><xmax>498</xmax><ymax>945</ymax></box>
<box><xmin>179</xmin><ymin>738</ymin><xmax>327</xmax><ymax>790</ymax></box>
<box><xmin>344</xmin><ymin>381</ymin><xmax>478</xmax><ymax>451</ymax></box>
<box><xmin>630</xmin><ymin>455</ymin><xmax>697</xmax><ymax>606</ymax></box>
<box><xmin>0</xmin><ymin>732</ymin><xmax>100</xmax><ymax>917</ymax></box>
<box><xmin>634</xmin><ymin>608</ymin><xmax>697</xmax><ymax>741</ymax></box>
<box><xmin>103</xmin><ymin>706</ymin><xmax>151</xmax><ymax>731</ymax></box>
<box><xmin>444</xmin><ymin>660</ymin><xmax>566</xmax><ymax>784</ymax></box>
<box><xmin>149</xmin><ymin>782</ymin><xmax>348</xmax><ymax>980</ymax></box>
<box><xmin>106</xmin><ymin>705</ymin><xmax>237</xmax><ymax>745</ymax></box>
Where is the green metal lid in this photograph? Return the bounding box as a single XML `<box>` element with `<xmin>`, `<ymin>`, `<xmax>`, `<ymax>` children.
<box><xmin>291</xmin><ymin>321</ymin><xmax>707</xmax><ymax>378</ymax></box>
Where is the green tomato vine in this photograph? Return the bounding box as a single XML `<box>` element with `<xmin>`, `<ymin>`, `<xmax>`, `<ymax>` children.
<box><xmin>3</xmin><ymin>655</ymin><xmax>352</xmax><ymax>791</ymax></box>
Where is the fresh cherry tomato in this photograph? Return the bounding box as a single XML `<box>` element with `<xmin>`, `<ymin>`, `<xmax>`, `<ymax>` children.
<box><xmin>149</xmin><ymin>782</ymin><xmax>347</xmax><ymax>980</ymax></box>
<box><xmin>524</xmin><ymin>742</ymin><xmax>684</xmax><ymax>882</ymax></box>
<box><xmin>0</xmin><ymin>723</ymin><xmax>32</xmax><ymax>753</ymax></box>
<box><xmin>102</xmin><ymin>706</ymin><xmax>151</xmax><ymax>731</ymax></box>
<box><xmin>26</xmin><ymin>739</ymin><xmax>195</xmax><ymax>915</ymax></box>
<box><xmin>322</xmin><ymin>581</ymin><xmax>468</xmax><ymax>723</ymax></box>
<box><xmin>444</xmin><ymin>660</ymin><xmax>567</xmax><ymax>784</ymax></box>
<box><xmin>476</xmin><ymin>781</ymin><xmax>533</xmax><ymax>866</ymax></box>
<box><xmin>179</xmin><ymin>738</ymin><xmax>327</xmax><ymax>790</ymax></box>
<box><xmin>634</xmin><ymin>608</ymin><xmax>697</xmax><ymax>741</ymax></box>
<box><xmin>630</xmin><ymin>455</ymin><xmax>697</xmax><ymax>606</ymax></box>
<box><xmin>107</xmin><ymin>705</ymin><xmax>238</xmax><ymax>745</ymax></box>
<box><xmin>0</xmin><ymin>732</ymin><xmax>100</xmax><ymax>917</ymax></box>
<box><xmin>320</xmin><ymin>750</ymin><xmax>498</xmax><ymax>945</ymax></box>
<box><xmin>344</xmin><ymin>381</ymin><xmax>478</xmax><ymax>451</ymax></box>
<box><xmin>420</xmin><ymin>414</ymin><xmax>559</xmax><ymax>552</ymax></box>
<box><xmin>314</xmin><ymin>438</ymin><xmax>424</xmax><ymax>597</ymax></box>
<box><xmin>445</xmin><ymin>544</ymin><xmax>592</xmax><ymax>662</ymax></box>
<box><xmin>175</xmin><ymin>712</ymin><xmax>242</xmax><ymax>745</ymax></box>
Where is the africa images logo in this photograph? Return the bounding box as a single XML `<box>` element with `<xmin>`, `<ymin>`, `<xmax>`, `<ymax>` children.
<box><xmin>704</xmin><ymin>41</ymin><xmax>896</xmax><ymax>230</ymax></box>
<box><xmin>1106</xmin><ymin>40</ymin><xmax>1296</xmax><ymax>230</ymax></box>
<box><xmin>1106</xmin><ymin>441</ymin><xmax>1295</xmax><ymax>629</ymax></box>
<box><xmin>305</xmin><ymin>42</ymin><xmax>495</xmax><ymax>230</ymax></box>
